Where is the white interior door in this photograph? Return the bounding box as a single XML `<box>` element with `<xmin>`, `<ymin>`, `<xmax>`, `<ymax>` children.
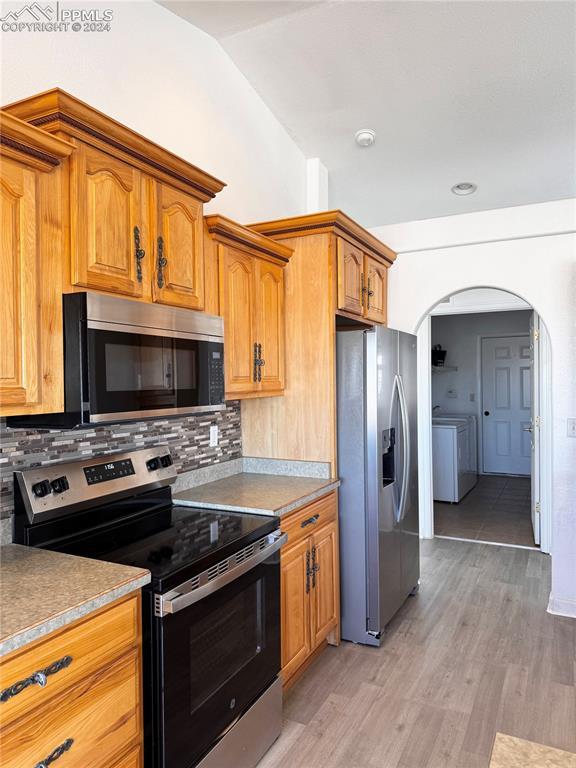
<box><xmin>481</xmin><ymin>335</ymin><xmax>531</xmax><ymax>475</ymax></box>
<box><xmin>530</xmin><ymin>314</ymin><xmax>541</xmax><ymax>544</ymax></box>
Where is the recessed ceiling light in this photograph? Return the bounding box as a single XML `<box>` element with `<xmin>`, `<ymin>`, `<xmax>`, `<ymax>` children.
<box><xmin>451</xmin><ymin>182</ymin><xmax>477</xmax><ymax>196</ymax></box>
<box><xmin>355</xmin><ymin>129</ymin><xmax>376</xmax><ymax>148</ymax></box>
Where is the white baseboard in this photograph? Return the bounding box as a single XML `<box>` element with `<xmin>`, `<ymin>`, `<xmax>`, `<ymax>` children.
<box><xmin>547</xmin><ymin>594</ymin><xmax>576</xmax><ymax>619</ymax></box>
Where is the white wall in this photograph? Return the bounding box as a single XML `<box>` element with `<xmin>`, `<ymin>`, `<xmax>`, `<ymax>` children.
<box><xmin>0</xmin><ymin>0</ymin><xmax>307</xmax><ymax>222</ymax></box>
<box><xmin>431</xmin><ymin>310</ymin><xmax>531</xmax><ymax>414</ymax></box>
<box><xmin>371</xmin><ymin>200</ymin><xmax>576</xmax><ymax>617</ymax></box>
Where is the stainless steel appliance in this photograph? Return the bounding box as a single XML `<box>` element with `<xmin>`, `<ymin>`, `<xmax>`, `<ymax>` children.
<box><xmin>13</xmin><ymin>447</ymin><xmax>286</xmax><ymax>768</ymax></box>
<box><xmin>7</xmin><ymin>291</ymin><xmax>225</xmax><ymax>428</ymax></box>
<box><xmin>337</xmin><ymin>326</ymin><xmax>419</xmax><ymax>646</ymax></box>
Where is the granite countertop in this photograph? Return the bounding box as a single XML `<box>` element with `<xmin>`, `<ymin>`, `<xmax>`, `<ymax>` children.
<box><xmin>0</xmin><ymin>545</ymin><xmax>150</xmax><ymax>657</ymax></box>
<box><xmin>174</xmin><ymin>473</ymin><xmax>340</xmax><ymax>517</ymax></box>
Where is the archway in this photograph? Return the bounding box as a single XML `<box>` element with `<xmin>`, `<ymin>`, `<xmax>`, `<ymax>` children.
<box><xmin>414</xmin><ymin>287</ymin><xmax>552</xmax><ymax>553</ymax></box>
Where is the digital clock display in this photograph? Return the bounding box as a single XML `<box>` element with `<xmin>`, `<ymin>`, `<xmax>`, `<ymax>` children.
<box><xmin>84</xmin><ymin>459</ymin><xmax>135</xmax><ymax>485</ymax></box>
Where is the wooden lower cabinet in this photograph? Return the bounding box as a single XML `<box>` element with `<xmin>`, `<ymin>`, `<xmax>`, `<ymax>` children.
<box><xmin>310</xmin><ymin>520</ymin><xmax>339</xmax><ymax>648</ymax></box>
<box><xmin>281</xmin><ymin>537</ymin><xmax>312</xmax><ymax>681</ymax></box>
<box><xmin>280</xmin><ymin>492</ymin><xmax>340</xmax><ymax>686</ymax></box>
<box><xmin>0</xmin><ymin>593</ymin><xmax>143</xmax><ymax>768</ymax></box>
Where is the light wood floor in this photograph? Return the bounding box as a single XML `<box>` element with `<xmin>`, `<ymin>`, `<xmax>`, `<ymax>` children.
<box><xmin>434</xmin><ymin>475</ymin><xmax>536</xmax><ymax>548</ymax></box>
<box><xmin>261</xmin><ymin>538</ymin><xmax>576</xmax><ymax>768</ymax></box>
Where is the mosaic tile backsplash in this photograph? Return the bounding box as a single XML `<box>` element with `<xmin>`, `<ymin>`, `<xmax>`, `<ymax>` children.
<box><xmin>0</xmin><ymin>403</ymin><xmax>242</xmax><ymax>521</ymax></box>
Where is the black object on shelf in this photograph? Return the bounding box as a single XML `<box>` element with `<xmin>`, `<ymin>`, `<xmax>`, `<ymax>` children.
<box><xmin>431</xmin><ymin>344</ymin><xmax>447</xmax><ymax>367</ymax></box>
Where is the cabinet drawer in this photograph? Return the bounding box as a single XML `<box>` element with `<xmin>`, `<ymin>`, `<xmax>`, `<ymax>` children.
<box><xmin>112</xmin><ymin>744</ymin><xmax>142</xmax><ymax>768</ymax></box>
<box><xmin>0</xmin><ymin>594</ymin><xmax>139</xmax><ymax>727</ymax></box>
<box><xmin>0</xmin><ymin>649</ymin><xmax>141</xmax><ymax>768</ymax></box>
<box><xmin>281</xmin><ymin>492</ymin><xmax>337</xmax><ymax>550</ymax></box>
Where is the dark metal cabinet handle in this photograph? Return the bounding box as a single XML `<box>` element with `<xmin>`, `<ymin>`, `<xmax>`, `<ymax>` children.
<box><xmin>253</xmin><ymin>342</ymin><xmax>259</xmax><ymax>383</ymax></box>
<box><xmin>305</xmin><ymin>550</ymin><xmax>311</xmax><ymax>594</ymax></box>
<box><xmin>0</xmin><ymin>656</ymin><xmax>73</xmax><ymax>703</ymax></box>
<box><xmin>311</xmin><ymin>546</ymin><xmax>320</xmax><ymax>588</ymax></box>
<box><xmin>360</xmin><ymin>272</ymin><xmax>367</xmax><ymax>305</ymax></box>
<box><xmin>257</xmin><ymin>343</ymin><xmax>264</xmax><ymax>382</ymax></box>
<box><xmin>35</xmin><ymin>738</ymin><xmax>74</xmax><ymax>768</ymax></box>
<box><xmin>367</xmin><ymin>276</ymin><xmax>374</xmax><ymax>309</ymax></box>
<box><xmin>133</xmin><ymin>226</ymin><xmax>145</xmax><ymax>283</ymax></box>
<box><xmin>157</xmin><ymin>236</ymin><xmax>167</xmax><ymax>288</ymax></box>
<box><xmin>253</xmin><ymin>343</ymin><xmax>265</xmax><ymax>383</ymax></box>
<box><xmin>300</xmin><ymin>514</ymin><xmax>320</xmax><ymax>529</ymax></box>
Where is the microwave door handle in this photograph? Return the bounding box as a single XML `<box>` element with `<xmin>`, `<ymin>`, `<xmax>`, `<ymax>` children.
<box><xmin>155</xmin><ymin>532</ymin><xmax>287</xmax><ymax>617</ymax></box>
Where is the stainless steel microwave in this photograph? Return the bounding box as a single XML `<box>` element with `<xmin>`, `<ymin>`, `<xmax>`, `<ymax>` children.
<box><xmin>8</xmin><ymin>292</ymin><xmax>225</xmax><ymax>428</ymax></box>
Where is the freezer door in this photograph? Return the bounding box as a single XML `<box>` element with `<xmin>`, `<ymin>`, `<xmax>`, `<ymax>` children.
<box><xmin>337</xmin><ymin>330</ymin><xmax>369</xmax><ymax>645</ymax></box>
<box><xmin>398</xmin><ymin>331</ymin><xmax>420</xmax><ymax>597</ymax></box>
<box><xmin>366</xmin><ymin>327</ymin><xmax>403</xmax><ymax>635</ymax></box>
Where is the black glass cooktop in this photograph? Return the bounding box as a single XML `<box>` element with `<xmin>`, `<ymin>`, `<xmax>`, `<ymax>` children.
<box><xmin>108</xmin><ymin>505</ymin><xmax>278</xmax><ymax>590</ymax></box>
<box><xmin>46</xmin><ymin>500</ymin><xmax>279</xmax><ymax>592</ymax></box>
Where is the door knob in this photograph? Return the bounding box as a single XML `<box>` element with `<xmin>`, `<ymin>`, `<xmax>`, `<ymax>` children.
<box><xmin>484</xmin><ymin>410</ymin><xmax>490</xmax><ymax>416</ymax></box>
<box><xmin>523</xmin><ymin>425</ymin><xmax>533</xmax><ymax>433</ymax></box>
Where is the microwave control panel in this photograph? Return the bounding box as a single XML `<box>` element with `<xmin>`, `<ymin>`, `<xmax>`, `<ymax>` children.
<box><xmin>209</xmin><ymin>350</ymin><xmax>225</xmax><ymax>403</ymax></box>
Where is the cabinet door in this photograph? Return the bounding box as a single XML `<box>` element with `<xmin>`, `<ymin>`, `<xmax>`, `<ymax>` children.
<box><xmin>153</xmin><ymin>182</ymin><xmax>204</xmax><ymax>310</ymax></box>
<box><xmin>310</xmin><ymin>521</ymin><xmax>339</xmax><ymax>649</ymax></box>
<box><xmin>337</xmin><ymin>237</ymin><xmax>364</xmax><ymax>316</ymax></box>
<box><xmin>364</xmin><ymin>255</ymin><xmax>387</xmax><ymax>324</ymax></box>
<box><xmin>219</xmin><ymin>248</ymin><xmax>256</xmax><ymax>395</ymax></box>
<box><xmin>70</xmin><ymin>142</ymin><xmax>148</xmax><ymax>298</ymax></box>
<box><xmin>281</xmin><ymin>538</ymin><xmax>312</xmax><ymax>682</ymax></box>
<box><xmin>255</xmin><ymin>260</ymin><xmax>285</xmax><ymax>393</ymax></box>
<box><xmin>0</xmin><ymin>160</ymin><xmax>41</xmax><ymax>410</ymax></box>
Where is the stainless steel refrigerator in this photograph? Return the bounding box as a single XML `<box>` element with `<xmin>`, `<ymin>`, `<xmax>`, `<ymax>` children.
<box><xmin>337</xmin><ymin>325</ymin><xmax>419</xmax><ymax>646</ymax></box>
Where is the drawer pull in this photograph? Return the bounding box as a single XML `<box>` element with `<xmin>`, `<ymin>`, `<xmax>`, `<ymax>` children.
<box><xmin>0</xmin><ymin>655</ymin><xmax>73</xmax><ymax>703</ymax></box>
<box><xmin>35</xmin><ymin>737</ymin><xmax>74</xmax><ymax>768</ymax></box>
<box><xmin>301</xmin><ymin>514</ymin><xmax>320</xmax><ymax>528</ymax></box>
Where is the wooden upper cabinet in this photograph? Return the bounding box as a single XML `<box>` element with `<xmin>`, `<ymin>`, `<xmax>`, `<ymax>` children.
<box><xmin>206</xmin><ymin>215</ymin><xmax>292</xmax><ymax>399</ymax></box>
<box><xmin>337</xmin><ymin>238</ymin><xmax>364</xmax><ymax>316</ymax></box>
<box><xmin>3</xmin><ymin>88</ymin><xmax>226</xmax><ymax>308</ymax></box>
<box><xmin>0</xmin><ymin>112</ymin><xmax>73</xmax><ymax>417</ymax></box>
<box><xmin>70</xmin><ymin>143</ymin><xmax>149</xmax><ymax>299</ymax></box>
<box><xmin>219</xmin><ymin>248</ymin><xmax>256</xmax><ymax>395</ymax></box>
<box><xmin>337</xmin><ymin>237</ymin><xmax>389</xmax><ymax>324</ymax></box>
<box><xmin>1</xmin><ymin>160</ymin><xmax>41</xmax><ymax>409</ymax></box>
<box><xmin>152</xmin><ymin>183</ymin><xmax>204</xmax><ymax>310</ymax></box>
<box><xmin>255</xmin><ymin>260</ymin><xmax>285</xmax><ymax>393</ymax></box>
<box><xmin>364</xmin><ymin>254</ymin><xmax>388</xmax><ymax>324</ymax></box>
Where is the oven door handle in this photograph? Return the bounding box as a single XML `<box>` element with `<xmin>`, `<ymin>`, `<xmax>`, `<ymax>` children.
<box><xmin>155</xmin><ymin>531</ymin><xmax>287</xmax><ymax>617</ymax></box>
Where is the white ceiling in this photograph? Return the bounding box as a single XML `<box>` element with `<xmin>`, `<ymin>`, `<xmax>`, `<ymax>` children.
<box><xmin>160</xmin><ymin>1</ymin><xmax>576</xmax><ymax>227</ymax></box>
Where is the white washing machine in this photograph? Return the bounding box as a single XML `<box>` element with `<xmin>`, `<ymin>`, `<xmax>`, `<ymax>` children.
<box><xmin>432</xmin><ymin>416</ymin><xmax>478</xmax><ymax>502</ymax></box>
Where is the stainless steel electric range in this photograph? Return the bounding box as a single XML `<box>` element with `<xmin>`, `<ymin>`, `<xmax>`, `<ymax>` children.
<box><xmin>13</xmin><ymin>447</ymin><xmax>286</xmax><ymax>768</ymax></box>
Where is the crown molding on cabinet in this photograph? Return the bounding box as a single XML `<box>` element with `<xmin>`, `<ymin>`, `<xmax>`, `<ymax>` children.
<box><xmin>205</xmin><ymin>214</ymin><xmax>293</xmax><ymax>264</ymax></box>
<box><xmin>0</xmin><ymin>111</ymin><xmax>74</xmax><ymax>171</ymax></box>
<box><xmin>2</xmin><ymin>88</ymin><xmax>226</xmax><ymax>201</ymax></box>
<box><xmin>249</xmin><ymin>209</ymin><xmax>396</xmax><ymax>265</ymax></box>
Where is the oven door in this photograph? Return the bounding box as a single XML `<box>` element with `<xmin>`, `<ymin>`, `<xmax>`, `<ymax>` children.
<box><xmin>157</xmin><ymin>545</ymin><xmax>282</xmax><ymax>768</ymax></box>
<box><xmin>86</xmin><ymin>324</ymin><xmax>224</xmax><ymax>422</ymax></box>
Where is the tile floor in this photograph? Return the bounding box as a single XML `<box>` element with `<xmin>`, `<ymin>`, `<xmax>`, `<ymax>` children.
<box><xmin>434</xmin><ymin>475</ymin><xmax>536</xmax><ymax>548</ymax></box>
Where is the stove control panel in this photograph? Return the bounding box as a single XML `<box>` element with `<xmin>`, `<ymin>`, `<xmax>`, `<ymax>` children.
<box><xmin>16</xmin><ymin>447</ymin><xmax>177</xmax><ymax>524</ymax></box>
<box><xmin>84</xmin><ymin>459</ymin><xmax>135</xmax><ymax>486</ymax></box>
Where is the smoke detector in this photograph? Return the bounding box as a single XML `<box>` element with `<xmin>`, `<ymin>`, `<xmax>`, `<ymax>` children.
<box><xmin>451</xmin><ymin>182</ymin><xmax>477</xmax><ymax>196</ymax></box>
<box><xmin>355</xmin><ymin>129</ymin><xmax>376</xmax><ymax>148</ymax></box>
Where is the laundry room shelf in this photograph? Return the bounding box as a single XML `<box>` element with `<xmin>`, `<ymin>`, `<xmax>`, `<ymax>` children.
<box><xmin>432</xmin><ymin>365</ymin><xmax>458</xmax><ymax>374</ymax></box>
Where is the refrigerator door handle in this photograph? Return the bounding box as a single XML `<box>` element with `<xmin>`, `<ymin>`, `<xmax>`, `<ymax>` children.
<box><xmin>396</xmin><ymin>375</ymin><xmax>410</xmax><ymax>523</ymax></box>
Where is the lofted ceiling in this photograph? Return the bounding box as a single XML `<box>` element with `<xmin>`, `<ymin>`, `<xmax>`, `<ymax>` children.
<box><xmin>159</xmin><ymin>1</ymin><xmax>576</xmax><ymax>227</ymax></box>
